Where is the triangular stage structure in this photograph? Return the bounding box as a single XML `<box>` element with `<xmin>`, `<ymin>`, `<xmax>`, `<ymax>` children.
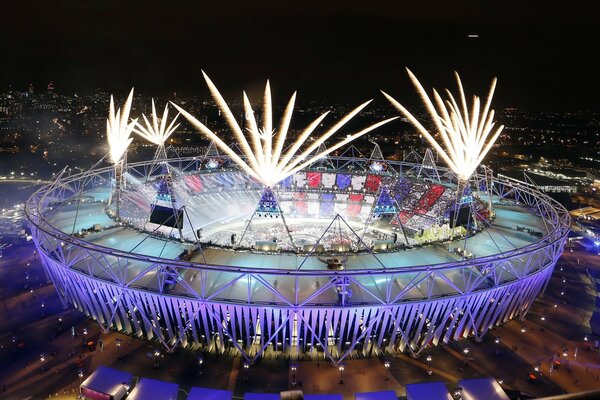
<box><xmin>237</xmin><ymin>187</ymin><xmax>295</xmax><ymax>250</ymax></box>
<box><xmin>373</xmin><ymin>185</ymin><xmax>396</xmax><ymax>214</ymax></box>
<box><xmin>417</xmin><ymin>148</ymin><xmax>441</xmax><ymax>182</ymax></box>
<box><xmin>361</xmin><ymin>185</ymin><xmax>409</xmax><ymax>247</ymax></box>
<box><xmin>205</xmin><ymin>141</ymin><xmax>221</xmax><ymax>158</ymax></box>
<box><xmin>367</xmin><ymin>141</ymin><xmax>392</xmax><ymax>173</ymax></box>
<box><xmin>338</xmin><ymin>145</ymin><xmax>368</xmax><ymax>171</ymax></box>
<box><xmin>340</xmin><ymin>145</ymin><xmax>366</xmax><ymax>159</ymax></box>
<box><xmin>298</xmin><ymin>213</ymin><xmax>386</xmax><ymax>271</ymax></box>
<box><xmin>403</xmin><ymin>149</ymin><xmax>423</xmax><ymax>164</ymax></box>
<box><xmin>368</xmin><ymin>141</ymin><xmax>385</xmax><ymax>162</ymax></box>
<box><xmin>307</xmin><ymin>143</ymin><xmax>336</xmax><ymax>170</ymax></box>
<box><xmin>144</xmin><ymin>143</ymin><xmax>172</xmax><ymax>180</ymax></box>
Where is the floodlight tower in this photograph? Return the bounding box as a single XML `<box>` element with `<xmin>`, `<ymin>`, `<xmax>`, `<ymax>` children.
<box><xmin>106</xmin><ymin>89</ymin><xmax>136</xmax><ymax>219</ymax></box>
<box><xmin>134</xmin><ymin>100</ymin><xmax>180</xmax><ymax>175</ymax></box>
<box><xmin>134</xmin><ymin>100</ymin><xmax>183</xmax><ymax>237</ymax></box>
<box><xmin>383</xmin><ymin>69</ymin><xmax>504</xmax><ymax>240</ymax></box>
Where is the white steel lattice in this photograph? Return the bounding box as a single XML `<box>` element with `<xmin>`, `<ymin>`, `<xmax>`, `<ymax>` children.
<box><xmin>26</xmin><ymin>155</ymin><xmax>569</xmax><ymax>364</ymax></box>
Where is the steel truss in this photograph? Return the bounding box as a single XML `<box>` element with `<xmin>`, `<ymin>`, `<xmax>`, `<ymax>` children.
<box><xmin>26</xmin><ymin>154</ymin><xmax>570</xmax><ymax>365</ymax></box>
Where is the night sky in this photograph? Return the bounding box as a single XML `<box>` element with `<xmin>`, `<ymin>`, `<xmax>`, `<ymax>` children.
<box><xmin>2</xmin><ymin>0</ymin><xmax>598</xmax><ymax>110</ymax></box>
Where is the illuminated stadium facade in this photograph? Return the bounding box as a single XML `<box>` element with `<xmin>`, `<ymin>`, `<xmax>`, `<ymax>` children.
<box><xmin>25</xmin><ymin>72</ymin><xmax>570</xmax><ymax>364</ymax></box>
<box><xmin>26</xmin><ymin>152</ymin><xmax>569</xmax><ymax>364</ymax></box>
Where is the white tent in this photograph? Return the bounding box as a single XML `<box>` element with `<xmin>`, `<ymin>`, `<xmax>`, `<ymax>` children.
<box><xmin>458</xmin><ymin>378</ymin><xmax>509</xmax><ymax>400</ymax></box>
<box><xmin>80</xmin><ymin>366</ymin><xmax>132</xmax><ymax>400</ymax></box>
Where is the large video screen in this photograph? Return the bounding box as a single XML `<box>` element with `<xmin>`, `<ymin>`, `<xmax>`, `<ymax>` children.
<box><xmin>150</xmin><ymin>205</ymin><xmax>184</xmax><ymax>228</ymax></box>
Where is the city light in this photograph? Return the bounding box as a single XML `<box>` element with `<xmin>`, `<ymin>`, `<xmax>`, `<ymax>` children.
<box><xmin>173</xmin><ymin>72</ymin><xmax>397</xmax><ymax>187</ymax></box>
<box><xmin>133</xmin><ymin>100</ymin><xmax>180</xmax><ymax>146</ymax></box>
<box><xmin>106</xmin><ymin>89</ymin><xmax>136</xmax><ymax>164</ymax></box>
<box><xmin>382</xmin><ymin>69</ymin><xmax>504</xmax><ymax>181</ymax></box>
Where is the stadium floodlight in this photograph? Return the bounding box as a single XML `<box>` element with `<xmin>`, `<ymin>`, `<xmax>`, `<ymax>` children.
<box><xmin>133</xmin><ymin>100</ymin><xmax>180</xmax><ymax>146</ymax></box>
<box><xmin>382</xmin><ymin>69</ymin><xmax>504</xmax><ymax>182</ymax></box>
<box><xmin>107</xmin><ymin>89</ymin><xmax>137</xmax><ymax>164</ymax></box>
<box><xmin>172</xmin><ymin>72</ymin><xmax>397</xmax><ymax>187</ymax></box>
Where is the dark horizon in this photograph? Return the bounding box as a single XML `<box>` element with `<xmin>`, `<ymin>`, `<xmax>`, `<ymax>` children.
<box><xmin>2</xmin><ymin>0</ymin><xmax>599</xmax><ymax>111</ymax></box>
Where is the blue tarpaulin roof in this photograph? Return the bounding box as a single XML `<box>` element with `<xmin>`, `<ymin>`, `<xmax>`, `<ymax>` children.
<box><xmin>187</xmin><ymin>387</ymin><xmax>233</xmax><ymax>400</ymax></box>
<box><xmin>305</xmin><ymin>395</ymin><xmax>344</xmax><ymax>400</ymax></box>
<box><xmin>406</xmin><ymin>382</ymin><xmax>452</xmax><ymax>400</ymax></box>
<box><xmin>128</xmin><ymin>377</ymin><xmax>179</xmax><ymax>400</ymax></box>
<box><xmin>244</xmin><ymin>393</ymin><xmax>280</xmax><ymax>400</ymax></box>
<box><xmin>355</xmin><ymin>390</ymin><xmax>398</xmax><ymax>400</ymax></box>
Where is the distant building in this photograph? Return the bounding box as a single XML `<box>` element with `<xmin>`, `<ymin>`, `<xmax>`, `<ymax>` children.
<box><xmin>498</xmin><ymin>170</ymin><xmax>577</xmax><ymax>193</ymax></box>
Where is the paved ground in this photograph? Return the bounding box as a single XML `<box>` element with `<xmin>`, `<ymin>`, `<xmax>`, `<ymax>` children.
<box><xmin>1</xmin><ymin>235</ymin><xmax>599</xmax><ymax>399</ymax></box>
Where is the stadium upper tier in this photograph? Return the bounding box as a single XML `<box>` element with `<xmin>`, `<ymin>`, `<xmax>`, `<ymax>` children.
<box><xmin>26</xmin><ymin>156</ymin><xmax>568</xmax><ymax>307</ymax></box>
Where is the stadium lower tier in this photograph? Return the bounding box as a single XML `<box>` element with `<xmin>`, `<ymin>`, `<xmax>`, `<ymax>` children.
<box><xmin>37</xmin><ymin>254</ymin><xmax>554</xmax><ymax>362</ymax></box>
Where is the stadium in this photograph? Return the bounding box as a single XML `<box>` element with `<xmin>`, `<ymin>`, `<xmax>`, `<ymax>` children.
<box><xmin>25</xmin><ymin>73</ymin><xmax>570</xmax><ymax>365</ymax></box>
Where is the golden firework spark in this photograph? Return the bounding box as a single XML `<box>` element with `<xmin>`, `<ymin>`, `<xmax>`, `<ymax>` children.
<box><xmin>172</xmin><ymin>72</ymin><xmax>397</xmax><ymax>187</ymax></box>
<box><xmin>382</xmin><ymin>69</ymin><xmax>504</xmax><ymax>181</ymax></box>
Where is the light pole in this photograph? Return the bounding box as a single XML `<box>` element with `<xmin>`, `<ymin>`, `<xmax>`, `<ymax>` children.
<box><xmin>291</xmin><ymin>364</ymin><xmax>297</xmax><ymax>387</ymax></box>
<box><xmin>462</xmin><ymin>347</ymin><xmax>469</xmax><ymax>370</ymax></box>
<box><xmin>116</xmin><ymin>338</ymin><xmax>122</xmax><ymax>362</ymax></box>
<box><xmin>154</xmin><ymin>350</ymin><xmax>161</xmax><ymax>369</ymax></box>
<box><xmin>338</xmin><ymin>364</ymin><xmax>345</xmax><ymax>384</ymax></box>
<box><xmin>40</xmin><ymin>353</ymin><xmax>45</xmax><ymax>373</ymax></box>
<box><xmin>78</xmin><ymin>369</ymin><xmax>84</xmax><ymax>399</ymax></box>
<box><xmin>426</xmin><ymin>355</ymin><xmax>433</xmax><ymax>376</ymax></box>
<box><xmin>197</xmin><ymin>355</ymin><xmax>204</xmax><ymax>376</ymax></box>
<box><xmin>243</xmin><ymin>361</ymin><xmax>249</xmax><ymax>383</ymax></box>
<box><xmin>384</xmin><ymin>361</ymin><xmax>390</xmax><ymax>380</ymax></box>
